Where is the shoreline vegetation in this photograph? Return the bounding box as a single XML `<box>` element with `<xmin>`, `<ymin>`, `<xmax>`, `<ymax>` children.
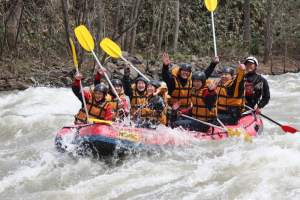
<box><xmin>1</xmin><ymin>53</ymin><xmax>299</xmax><ymax>91</ymax></box>
<box><xmin>1</xmin><ymin>0</ymin><xmax>299</xmax><ymax>91</ymax></box>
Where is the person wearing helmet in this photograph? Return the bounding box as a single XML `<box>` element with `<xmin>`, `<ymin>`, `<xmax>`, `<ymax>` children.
<box><xmin>122</xmin><ymin>66</ymin><xmax>149</xmax><ymax>117</ymax></box>
<box><xmin>219</xmin><ymin>66</ymin><xmax>235</xmax><ymax>85</ymax></box>
<box><xmin>215</xmin><ymin>64</ymin><xmax>246</xmax><ymax>125</ymax></box>
<box><xmin>136</xmin><ymin>80</ymin><xmax>166</xmax><ymax>128</ymax></box>
<box><xmin>162</xmin><ymin>52</ymin><xmax>219</xmax><ymax>114</ymax></box>
<box><xmin>155</xmin><ymin>81</ymin><xmax>171</xmax><ymax>125</ymax></box>
<box><xmin>94</xmin><ymin>69</ymin><xmax>130</xmax><ymax>120</ymax></box>
<box><xmin>72</xmin><ymin>72</ymin><xmax>113</xmax><ymax>124</ymax></box>
<box><xmin>172</xmin><ymin>71</ymin><xmax>218</xmax><ymax>131</ymax></box>
<box><xmin>244</xmin><ymin>56</ymin><xmax>270</xmax><ymax>112</ymax></box>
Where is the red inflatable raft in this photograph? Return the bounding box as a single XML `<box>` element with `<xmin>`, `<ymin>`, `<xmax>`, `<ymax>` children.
<box><xmin>55</xmin><ymin>114</ymin><xmax>263</xmax><ymax>157</ymax></box>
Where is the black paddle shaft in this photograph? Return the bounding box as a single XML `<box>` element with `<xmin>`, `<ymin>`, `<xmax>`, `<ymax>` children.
<box><xmin>259</xmin><ymin>113</ymin><xmax>283</xmax><ymax>127</ymax></box>
<box><xmin>244</xmin><ymin>105</ymin><xmax>283</xmax><ymax>127</ymax></box>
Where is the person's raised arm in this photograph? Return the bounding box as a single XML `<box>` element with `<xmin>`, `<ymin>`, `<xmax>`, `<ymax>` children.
<box><xmin>122</xmin><ymin>66</ymin><xmax>133</xmax><ymax>99</ymax></box>
<box><xmin>162</xmin><ymin>52</ymin><xmax>176</xmax><ymax>93</ymax></box>
<box><xmin>204</xmin><ymin>56</ymin><xmax>219</xmax><ymax>78</ymax></box>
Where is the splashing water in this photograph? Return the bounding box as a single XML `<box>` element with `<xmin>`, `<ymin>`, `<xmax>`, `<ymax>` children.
<box><xmin>1</xmin><ymin>73</ymin><xmax>300</xmax><ymax>200</ymax></box>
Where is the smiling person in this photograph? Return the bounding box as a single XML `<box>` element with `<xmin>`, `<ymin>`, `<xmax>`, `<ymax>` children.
<box><xmin>122</xmin><ymin>66</ymin><xmax>149</xmax><ymax>118</ymax></box>
<box><xmin>72</xmin><ymin>73</ymin><xmax>113</xmax><ymax>124</ymax></box>
<box><xmin>94</xmin><ymin>69</ymin><xmax>130</xmax><ymax>120</ymax></box>
<box><xmin>137</xmin><ymin>80</ymin><xmax>165</xmax><ymax>128</ymax></box>
<box><xmin>172</xmin><ymin>71</ymin><xmax>218</xmax><ymax>132</ymax></box>
<box><xmin>216</xmin><ymin>64</ymin><xmax>246</xmax><ymax>125</ymax></box>
<box><xmin>244</xmin><ymin>56</ymin><xmax>270</xmax><ymax>113</ymax></box>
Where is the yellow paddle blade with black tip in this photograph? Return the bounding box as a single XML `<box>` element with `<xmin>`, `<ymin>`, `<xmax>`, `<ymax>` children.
<box><xmin>100</xmin><ymin>37</ymin><xmax>122</xmax><ymax>58</ymax></box>
<box><xmin>204</xmin><ymin>0</ymin><xmax>218</xmax><ymax>12</ymax></box>
<box><xmin>74</xmin><ymin>25</ymin><xmax>95</xmax><ymax>52</ymax></box>
<box><xmin>69</xmin><ymin>37</ymin><xmax>78</xmax><ymax>68</ymax></box>
<box><xmin>88</xmin><ymin>118</ymin><xmax>113</xmax><ymax>125</ymax></box>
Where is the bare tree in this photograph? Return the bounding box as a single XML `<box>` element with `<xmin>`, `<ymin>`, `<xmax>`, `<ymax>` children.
<box><xmin>4</xmin><ymin>0</ymin><xmax>23</xmax><ymax>51</ymax></box>
<box><xmin>95</xmin><ymin>0</ymin><xmax>104</xmax><ymax>44</ymax></box>
<box><xmin>264</xmin><ymin>0</ymin><xmax>273</xmax><ymax>65</ymax></box>
<box><xmin>129</xmin><ymin>0</ymin><xmax>142</xmax><ymax>53</ymax></box>
<box><xmin>157</xmin><ymin>1</ymin><xmax>167</xmax><ymax>52</ymax></box>
<box><xmin>172</xmin><ymin>0</ymin><xmax>180</xmax><ymax>53</ymax></box>
<box><xmin>243</xmin><ymin>0</ymin><xmax>251</xmax><ymax>53</ymax></box>
<box><xmin>61</xmin><ymin>0</ymin><xmax>71</xmax><ymax>51</ymax></box>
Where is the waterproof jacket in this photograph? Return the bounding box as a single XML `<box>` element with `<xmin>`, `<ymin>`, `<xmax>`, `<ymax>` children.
<box><xmin>245</xmin><ymin>72</ymin><xmax>270</xmax><ymax>109</ymax></box>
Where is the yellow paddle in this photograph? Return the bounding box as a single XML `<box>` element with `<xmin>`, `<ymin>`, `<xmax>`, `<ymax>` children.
<box><xmin>100</xmin><ymin>38</ymin><xmax>150</xmax><ymax>82</ymax></box>
<box><xmin>74</xmin><ymin>25</ymin><xmax>121</xmax><ymax>102</ymax></box>
<box><xmin>204</xmin><ymin>0</ymin><xmax>218</xmax><ymax>57</ymax></box>
<box><xmin>88</xmin><ymin>118</ymin><xmax>113</xmax><ymax>125</ymax></box>
<box><xmin>181</xmin><ymin>114</ymin><xmax>252</xmax><ymax>142</ymax></box>
<box><xmin>69</xmin><ymin>37</ymin><xmax>90</xmax><ymax>121</ymax></box>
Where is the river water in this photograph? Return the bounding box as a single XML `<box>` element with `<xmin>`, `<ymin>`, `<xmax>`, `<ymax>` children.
<box><xmin>0</xmin><ymin>73</ymin><xmax>300</xmax><ymax>200</ymax></box>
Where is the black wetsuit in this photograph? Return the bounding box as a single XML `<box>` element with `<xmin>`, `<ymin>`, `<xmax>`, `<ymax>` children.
<box><xmin>245</xmin><ymin>72</ymin><xmax>270</xmax><ymax>109</ymax></box>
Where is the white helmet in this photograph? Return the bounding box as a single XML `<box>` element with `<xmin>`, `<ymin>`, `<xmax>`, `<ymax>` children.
<box><xmin>245</xmin><ymin>56</ymin><xmax>258</xmax><ymax>66</ymax></box>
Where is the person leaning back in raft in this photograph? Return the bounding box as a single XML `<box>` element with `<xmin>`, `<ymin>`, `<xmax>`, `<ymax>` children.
<box><xmin>72</xmin><ymin>72</ymin><xmax>113</xmax><ymax>124</ymax></box>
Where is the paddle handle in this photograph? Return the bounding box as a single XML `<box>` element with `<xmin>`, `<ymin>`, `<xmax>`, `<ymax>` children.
<box><xmin>121</xmin><ymin>56</ymin><xmax>150</xmax><ymax>82</ymax></box>
<box><xmin>181</xmin><ymin>114</ymin><xmax>225</xmax><ymax>131</ymax></box>
<box><xmin>91</xmin><ymin>50</ymin><xmax>122</xmax><ymax>102</ymax></box>
<box><xmin>211</xmin><ymin>12</ymin><xmax>217</xmax><ymax>57</ymax></box>
<box><xmin>75</xmin><ymin>67</ymin><xmax>90</xmax><ymax>121</ymax></box>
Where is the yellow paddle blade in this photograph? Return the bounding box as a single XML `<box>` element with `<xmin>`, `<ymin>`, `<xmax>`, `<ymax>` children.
<box><xmin>100</xmin><ymin>37</ymin><xmax>122</xmax><ymax>58</ymax></box>
<box><xmin>69</xmin><ymin>37</ymin><xmax>78</xmax><ymax>68</ymax></box>
<box><xmin>204</xmin><ymin>0</ymin><xmax>218</xmax><ymax>12</ymax></box>
<box><xmin>74</xmin><ymin>25</ymin><xmax>95</xmax><ymax>52</ymax></box>
<box><xmin>243</xmin><ymin>133</ymin><xmax>253</xmax><ymax>143</ymax></box>
<box><xmin>88</xmin><ymin>118</ymin><xmax>113</xmax><ymax>125</ymax></box>
<box><xmin>227</xmin><ymin>128</ymin><xmax>235</xmax><ymax>137</ymax></box>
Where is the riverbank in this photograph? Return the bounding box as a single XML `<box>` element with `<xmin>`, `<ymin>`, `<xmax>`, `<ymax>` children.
<box><xmin>1</xmin><ymin>53</ymin><xmax>299</xmax><ymax>91</ymax></box>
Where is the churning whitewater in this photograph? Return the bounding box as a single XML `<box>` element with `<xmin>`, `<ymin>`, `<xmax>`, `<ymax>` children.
<box><xmin>1</xmin><ymin>73</ymin><xmax>300</xmax><ymax>200</ymax></box>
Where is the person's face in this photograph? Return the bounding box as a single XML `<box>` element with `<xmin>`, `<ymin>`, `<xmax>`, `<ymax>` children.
<box><xmin>193</xmin><ymin>80</ymin><xmax>203</xmax><ymax>90</ymax></box>
<box><xmin>115</xmin><ymin>85</ymin><xmax>123</xmax><ymax>95</ymax></box>
<box><xmin>160</xmin><ymin>88</ymin><xmax>167</xmax><ymax>94</ymax></box>
<box><xmin>94</xmin><ymin>91</ymin><xmax>104</xmax><ymax>102</ymax></box>
<box><xmin>180</xmin><ymin>69</ymin><xmax>191</xmax><ymax>79</ymax></box>
<box><xmin>147</xmin><ymin>84</ymin><xmax>156</xmax><ymax>95</ymax></box>
<box><xmin>245</xmin><ymin>62</ymin><xmax>256</xmax><ymax>73</ymax></box>
<box><xmin>137</xmin><ymin>81</ymin><xmax>146</xmax><ymax>92</ymax></box>
<box><xmin>221</xmin><ymin>73</ymin><xmax>233</xmax><ymax>84</ymax></box>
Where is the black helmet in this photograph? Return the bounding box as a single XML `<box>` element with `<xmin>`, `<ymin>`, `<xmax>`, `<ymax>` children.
<box><xmin>94</xmin><ymin>83</ymin><xmax>108</xmax><ymax>94</ymax></box>
<box><xmin>221</xmin><ymin>67</ymin><xmax>234</xmax><ymax>76</ymax></box>
<box><xmin>179</xmin><ymin>63</ymin><xmax>192</xmax><ymax>72</ymax></box>
<box><xmin>192</xmin><ymin>71</ymin><xmax>206</xmax><ymax>82</ymax></box>
<box><xmin>111</xmin><ymin>79</ymin><xmax>123</xmax><ymax>87</ymax></box>
<box><xmin>135</xmin><ymin>76</ymin><xmax>148</xmax><ymax>84</ymax></box>
<box><xmin>148</xmin><ymin>80</ymin><xmax>161</xmax><ymax>89</ymax></box>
